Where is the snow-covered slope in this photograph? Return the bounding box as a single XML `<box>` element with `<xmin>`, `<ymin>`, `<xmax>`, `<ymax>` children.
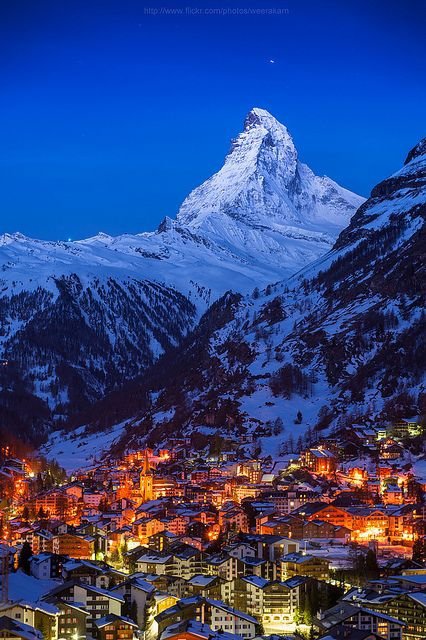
<box><xmin>47</xmin><ymin>136</ymin><xmax>425</xmax><ymax>470</ymax></box>
<box><xmin>0</xmin><ymin>108</ymin><xmax>364</xmax><ymax>443</ymax></box>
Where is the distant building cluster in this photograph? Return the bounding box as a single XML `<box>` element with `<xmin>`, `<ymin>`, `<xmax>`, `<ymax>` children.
<box><xmin>0</xmin><ymin>417</ymin><xmax>425</xmax><ymax>640</ymax></box>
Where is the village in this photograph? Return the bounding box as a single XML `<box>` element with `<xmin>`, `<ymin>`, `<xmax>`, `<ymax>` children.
<box><xmin>0</xmin><ymin>417</ymin><xmax>425</xmax><ymax>640</ymax></box>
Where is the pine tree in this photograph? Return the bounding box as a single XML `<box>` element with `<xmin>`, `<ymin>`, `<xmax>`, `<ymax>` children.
<box><xmin>365</xmin><ymin>549</ymin><xmax>379</xmax><ymax>580</ymax></box>
<box><xmin>412</xmin><ymin>537</ymin><xmax>426</xmax><ymax>564</ymax></box>
<box><xmin>18</xmin><ymin>541</ymin><xmax>33</xmax><ymax>575</ymax></box>
<box><xmin>273</xmin><ymin>417</ymin><xmax>284</xmax><ymax>435</ymax></box>
<box><xmin>129</xmin><ymin>600</ymin><xmax>138</xmax><ymax>624</ymax></box>
<box><xmin>37</xmin><ymin>617</ymin><xmax>50</xmax><ymax>640</ymax></box>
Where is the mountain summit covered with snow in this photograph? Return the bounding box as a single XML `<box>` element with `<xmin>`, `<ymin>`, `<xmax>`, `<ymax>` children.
<box><xmin>173</xmin><ymin>107</ymin><xmax>364</xmax><ymax>277</ymax></box>
<box><xmin>0</xmin><ymin>108</ymin><xmax>364</xmax><ymax>442</ymax></box>
<box><xmin>0</xmin><ymin>108</ymin><xmax>363</xmax><ymax>300</ymax></box>
<box><xmin>178</xmin><ymin>108</ymin><xmax>362</xmax><ymax>234</ymax></box>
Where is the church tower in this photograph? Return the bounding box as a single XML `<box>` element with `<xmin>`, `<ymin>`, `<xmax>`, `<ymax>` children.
<box><xmin>139</xmin><ymin>449</ymin><xmax>153</xmax><ymax>503</ymax></box>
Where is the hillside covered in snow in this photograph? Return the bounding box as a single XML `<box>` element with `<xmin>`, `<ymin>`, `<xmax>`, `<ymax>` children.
<box><xmin>43</xmin><ymin>136</ymin><xmax>426</xmax><ymax>471</ymax></box>
<box><xmin>0</xmin><ymin>109</ymin><xmax>363</xmax><ymax>444</ymax></box>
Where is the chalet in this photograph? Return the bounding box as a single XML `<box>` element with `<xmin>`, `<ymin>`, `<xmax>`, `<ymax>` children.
<box><xmin>300</xmin><ymin>448</ymin><xmax>337</xmax><ymax>475</ymax></box>
<box><xmin>148</xmin><ymin>530</ymin><xmax>179</xmax><ymax>552</ymax></box>
<box><xmin>303</xmin><ymin>519</ymin><xmax>350</xmax><ymax>540</ymax></box>
<box><xmin>145</xmin><ymin>575</ymin><xmax>187</xmax><ymax>600</ymax></box>
<box><xmin>111</xmin><ymin>575</ymin><xmax>155</xmax><ymax>627</ymax></box>
<box><xmin>240</xmin><ymin>556</ymin><xmax>269</xmax><ymax>579</ymax></box>
<box><xmin>52</xmin><ymin>533</ymin><xmax>94</xmax><ymax>559</ymax></box>
<box><xmin>380</xmin><ymin>440</ymin><xmax>404</xmax><ymax>461</ymax></box>
<box><xmin>62</xmin><ymin>559</ymin><xmax>117</xmax><ymax>589</ymax></box>
<box><xmin>29</xmin><ymin>552</ymin><xmax>67</xmax><ymax>579</ymax></box>
<box><xmin>265</xmin><ymin>488</ymin><xmax>320</xmax><ymax>515</ymax></box>
<box><xmin>342</xmin><ymin>584</ymin><xmax>426</xmax><ymax>640</ymax></box>
<box><xmin>280</xmin><ymin>552</ymin><xmax>330</xmax><ymax>580</ymax></box>
<box><xmin>382</xmin><ymin>484</ymin><xmax>403</xmax><ymax>505</ymax></box>
<box><xmin>207</xmin><ymin>599</ymin><xmax>258</xmax><ymax>639</ymax></box>
<box><xmin>31</xmin><ymin>531</ymin><xmax>53</xmax><ymax>555</ymax></box>
<box><xmin>132</xmin><ymin>517</ymin><xmax>165</xmax><ymax>543</ymax></box>
<box><xmin>42</xmin><ymin>580</ymin><xmax>124</xmax><ymax>635</ymax></box>
<box><xmin>318</xmin><ymin>625</ymin><xmax>389</xmax><ymax>640</ymax></box>
<box><xmin>135</xmin><ymin>550</ymin><xmax>174</xmax><ymax>575</ymax></box>
<box><xmin>0</xmin><ymin>602</ymin><xmax>58</xmax><ymax>639</ymax></box>
<box><xmin>165</xmin><ymin>516</ymin><xmax>189</xmax><ymax>536</ymax></box>
<box><xmin>168</xmin><ymin>544</ymin><xmax>205</xmax><ymax>580</ymax></box>
<box><xmin>30</xmin><ymin>490</ymin><xmax>78</xmax><ymax>521</ymax></box>
<box><xmin>292</xmin><ymin>503</ymin><xmax>353</xmax><ymax>530</ymax></box>
<box><xmin>380</xmin><ymin>591</ymin><xmax>426</xmax><ymax>640</ymax></box>
<box><xmin>45</xmin><ymin>599</ymin><xmax>89</xmax><ymax>640</ymax></box>
<box><xmin>93</xmin><ymin>614</ymin><xmax>138</xmax><ymax>640</ymax></box>
<box><xmin>219</xmin><ymin>506</ymin><xmax>249</xmax><ymax>533</ymax></box>
<box><xmin>280</xmin><ymin>552</ymin><xmax>330</xmax><ymax>581</ymax></box>
<box><xmin>205</xmin><ymin>553</ymin><xmax>242</xmax><ymax>582</ymax></box>
<box><xmin>224</xmin><ymin>575</ymin><xmax>299</xmax><ymax>631</ymax></box>
<box><xmin>242</xmin><ymin>534</ymin><xmax>299</xmax><ymax>562</ymax></box>
<box><xmin>186</xmin><ymin>575</ymin><xmax>223</xmax><ymax>599</ymax></box>
<box><xmin>154</xmin><ymin>596</ymin><xmax>207</xmax><ymax>637</ymax></box>
<box><xmin>392</xmin><ymin>418</ymin><xmax>422</xmax><ymax>440</ymax></box>
<box><xmin>346</xmin><ymin>507</ymin><xmax>389</xmax><ymax>540</ymax></box>
<box><xmin>0</xmin><ymin>616</ymin><xmax>41</xmax><ymax>640</ymax></box>
<box><xmin>314</xmin><ymin>601</ymin><xmax>405</xmax><ymax>640</ymax></box>
<box><xmin>222</xmin><ymin>542</ymin><xmax>256</xmax><ymax>561</ymax></box>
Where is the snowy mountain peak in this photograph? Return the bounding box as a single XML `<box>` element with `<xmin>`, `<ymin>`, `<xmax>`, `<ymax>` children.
<box><xmin>176</xmin><ymin>108</ymin><xmax>364</xmax><ymax>237</ymax></box>
<box><xmin>405</xmin><ymin>137</ymin><xmax>426</xmax><ymax>165</ymax></box>
<box><xmin>244</xmin><ymin>107</ymin><xmax>291</xmax><ymax>135</ymax></box>
<box><xmin>0</xmin><ymin>231</ymin><xmax>29</xmax><ymax>245</ymax></box>
<box><xmin>157</xmin><ymin>216</ymin><xmax>175</xmax><ymax>233</ymax></box>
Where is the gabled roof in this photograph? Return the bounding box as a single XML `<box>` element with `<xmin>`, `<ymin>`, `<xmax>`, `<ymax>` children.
<box><xmin>155</xmin><ymin>596</ymin><xmax>205</xmax><ymax>622</ymax></box>
<box><xmin>111</xmin><ymin>575</ymin><xmax>156</xmax><ymax>594</ymax></box>
<box><xmin>291</xmin><ymin>502</ymin><xmax>332</xmax><ymax>517</ymax></box>
<box><xmin>241</xmin><ymin>575</ymin><xmax>269</xmax><ymax>589</ymax></box>
<box><xmin>408</xmin><ymin>592</ymin><xmax>426</xmax><ymax>607</ymax></box>
<box><xmin>205</xmin><ymin>599</ymin><xmax>257</xmax><ymax>624</ymax></box>
<box><xmin>281</xmin><ymin>552</ymin><xmax>328</xmax><ymax>564</ymax></box>
<box><xmin>318</xmin><ymin>624</ymin><xmax>383</xmax><ymax>640</ymax></box>
<box><xmin>306</xmin><ymin>449</ymin><xmax>335</xmax><ymax>459</ymax></box>
<box><xmin>391</xmin><ymin>574</ymin><xmax>426</xmax><ymax>585</ymax></box>
<box><xmin>160</xmin><ymin>619</ymin><xmax>240</xmax><ymax>640</ymax></box>
<box><xmin>188</xmin><ymin>575</ymin><xmax>219</xmax><ymax>587</ymax></box>
<box><xmin>42</xmin><ymin>580</ymin><xmax>124</xmax><ymax>603</ymax></box>
<box><xmin>0</xmin><ymin>616</ymin><xmax>41</xmax><ymax>640</ymax></box>
<box><xmin>94</xmin><ymin>614</ymin><xmax>138</xmax><ymax>628</ymax></box>
<box><xmin>240</xmin><ymin>556</ymin><xmax>266</xmax><ymax>566</ymax></box>
<box><xmin>316</xmin><ymin>602</ymin><xmax>404</xmax><ymax>629</ymax></box>
<box><xmin>136</xmin><ymin>551</ymin><xmax>173</xmax><ymax>564</ymax></box>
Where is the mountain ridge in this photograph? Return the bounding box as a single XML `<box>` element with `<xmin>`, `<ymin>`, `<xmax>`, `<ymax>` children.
<box><xmin>0</xmin><ymin>108</ymin><xmax>365</xmax><ymax>444</ymax></box>
<box><xmin>42</xmin><ymin>135</ymin><xmax>426</xmax><ymax>471</ymax></box>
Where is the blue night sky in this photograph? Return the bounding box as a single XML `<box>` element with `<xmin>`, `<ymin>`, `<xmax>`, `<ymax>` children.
<box><xmin>0</xmin><ymin>0</ymin><xmax>425</xmax><ymax>240</ymax></box>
